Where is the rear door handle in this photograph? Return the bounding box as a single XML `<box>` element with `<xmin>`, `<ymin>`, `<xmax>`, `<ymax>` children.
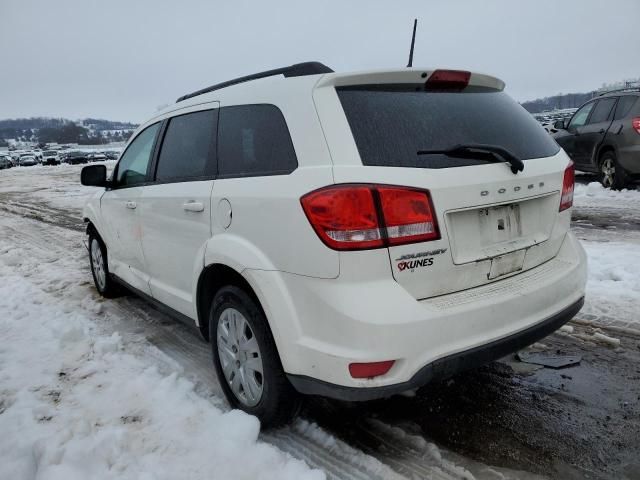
<box><xmin>183</xmin><ymin>201</ymin><xmax>204</xmax><ymax>212</ymax></box>
<box><xmin>126</xmin><ymin>201</ymin><xmax>137</xmax><ymax>209</ymax></box>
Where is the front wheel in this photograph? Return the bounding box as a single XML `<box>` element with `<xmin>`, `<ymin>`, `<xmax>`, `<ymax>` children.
<box><xmin>599</xmin><ymin>152</ymin><xmax>629</xmax><ymax>190</ymax></box>
<box><xmin>88</xmin><ymin>231</ymin><xmax>121</xmax><ymax>298</ymax></box>
<box><xmin>210</xmin><ymin>285</ymin><xmax>301</xmax><ymax>428</ymax></box>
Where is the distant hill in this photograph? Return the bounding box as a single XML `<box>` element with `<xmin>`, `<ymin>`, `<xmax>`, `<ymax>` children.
<box><xmin>521</xmin><ymin>92</ymin><xmax>596</xmax><ymax>114</ymax></box>
<box><xmin>522</xmin><ymin>78</ymin><xmax>640</xmax><ymax>114</ymax></box>
<box><xmin>0</xmin><ymin>117</ymin><xmax>138</xmax><ymax>147</ymax></box>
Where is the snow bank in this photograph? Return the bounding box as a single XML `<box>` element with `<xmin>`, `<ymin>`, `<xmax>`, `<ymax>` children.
<box><xmin>574</xmin><ymin>181</ymin><xmax>640</xmax><ymax>208</ymax></box>
<box><xmin>0</xmin><ymin>258</ymin><xmax>323</xmax><ymax>479</ymax></box>
<box><xmin>582</xmin><ymin>240</ymin><xmax>640</xmax><ymax>328</ymax></box>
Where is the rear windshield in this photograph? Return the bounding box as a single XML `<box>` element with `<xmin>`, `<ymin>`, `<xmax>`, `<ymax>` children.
<box><xmin>337</xmin><ymin>86</ymin><xmax>560</xmax><ymax>168</ymax></box>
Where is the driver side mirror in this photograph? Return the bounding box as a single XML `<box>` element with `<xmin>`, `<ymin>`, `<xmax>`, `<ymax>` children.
<box><xmin>81</xmin><ymin>164</ymin><xmax>108</xmax><ymax>187</ymax></box>
<box><xmin>553</xmin><ymin>119</ymin><xmax>567</xmax><ymax>130</ymax></box>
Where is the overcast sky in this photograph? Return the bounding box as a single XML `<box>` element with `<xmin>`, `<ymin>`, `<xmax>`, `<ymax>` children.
<box><xmin>1</xmin><ymin>0</ymin><xmax>638</xmax><ymax>123</ymax></box>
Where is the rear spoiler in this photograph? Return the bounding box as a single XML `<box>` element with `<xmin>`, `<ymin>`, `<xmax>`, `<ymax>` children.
<box><xmin>314</xmin><ymin>68</ymin><xmax>505</xmax><ymax>92</ymax></box>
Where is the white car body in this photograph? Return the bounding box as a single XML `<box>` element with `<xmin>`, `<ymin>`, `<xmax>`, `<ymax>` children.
<box><xmin>83</xmin><ymin>65</ymin><xmax>586</xmax><ymax>405</ymax></box>
<box><xmin>42</xmin><ymin>150</ymin><xmax>60</xmax><ymax>164</ymax></box>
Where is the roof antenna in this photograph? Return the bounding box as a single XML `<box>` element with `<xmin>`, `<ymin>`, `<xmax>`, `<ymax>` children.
<box><xmin>407</xmin><ymin>19</ymin><xmax>417</xmax><ymax>68</ymax></box>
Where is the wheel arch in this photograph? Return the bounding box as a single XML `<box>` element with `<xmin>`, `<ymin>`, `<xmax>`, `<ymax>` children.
<box><xmin>196</xmin><ymin>263</ymin><xmax>263</xmax><ymax>342</ymax></box>
<box><xmin>84</xmin><ymin>217</ymin><xmax>97</xmax><ymax>235</ymax></box>
<box><xmin>596</xmin><ymin>142</ymin><xmax>617</xmax><ymax>165</ymax></box>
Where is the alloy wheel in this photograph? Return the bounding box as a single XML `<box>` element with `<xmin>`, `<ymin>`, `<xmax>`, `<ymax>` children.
<box><xmin>601</xmin><ymin>158</ymin><xmax>615</xmax><ymax>188</ymax></box>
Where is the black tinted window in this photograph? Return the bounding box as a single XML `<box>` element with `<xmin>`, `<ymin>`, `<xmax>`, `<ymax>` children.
<box><xmin>217</xmin><ymin>104</ymin><xmax>297</xmax><ymax>177</ymax></box>
<box><xmin>116</xmin><ymin>123</ymin><xmax>160</xmax><ymax>187</ymax></box>
<box><xmin>155</xmin><ymin>109</ymin><xmax>217</xmax><ymax>181</ymax></box>
<box><xmin>337</xmin><ymin>87</ymin><xmax>559</xmax><ymax>168</ymax></box>
<box><xmin>614</xmin><ymin>96</ymin><xmax>638</xmax><ymax>120</ymax></box>
<box><xmin>588</xmin><ymin>98</ymin><xmax>616</xmax><ymax>124</ymax></box>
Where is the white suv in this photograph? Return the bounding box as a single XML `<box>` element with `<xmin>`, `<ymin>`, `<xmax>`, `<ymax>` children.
<box><xmin>81</xmin><ymin>62</ymin><xmax>587</xmax><ymax>427</ymax></box>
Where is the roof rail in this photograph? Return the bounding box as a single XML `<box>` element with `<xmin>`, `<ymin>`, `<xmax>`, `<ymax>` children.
<box><xmin>176</xmin><ymin>61</ymin><xmax>334</xmax><ymax>103</ymax></box>
<box><xmin>597</xmin><ymin>86</ymin><xmax>640</xmax><ymax>96</ymax></box>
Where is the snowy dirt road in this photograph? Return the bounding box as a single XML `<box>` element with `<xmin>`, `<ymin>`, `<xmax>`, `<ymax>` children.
<box><xmin>1</xmin><ymin>164</ymin><xmax>639</xmax><ymax>480</ymax></box>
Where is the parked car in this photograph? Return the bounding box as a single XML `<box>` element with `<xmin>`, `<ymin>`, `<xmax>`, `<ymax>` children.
<box><xmin>104</xmin><ymin>150</ymin><xmax>120</xmax><ymax>160</ymax></box>
<box><xmin>65</xmin><ymin>151</ymin><xmax>89</xmax><ymax>165</ymax></box>
<box><xmin>552</xmin><ymin>89</ymin><xmax>640</xmax><ymax>189</ymax></box>
<box><xmin>0</xmin><ymin>155</ymin><xmax>13</xmax><ymax>169</ymax></box>
<box><xmin>42</xmin><ymin>150</ymin><xmax>61</xmax><ymax>165</ymax></box>
<box><xmin>18</xmin><ymin>154</ymin><xmax>38</xmax><ymax>166</ymax></box>
<box><xmin>81</xmin><ymin>63</ymin><xmax>587</xmax><ymax>428</ymax></box>
<box><xmin>87</xmin><ymin>152</ymin><xmax>107</xmax><ymax>162</ymax></box>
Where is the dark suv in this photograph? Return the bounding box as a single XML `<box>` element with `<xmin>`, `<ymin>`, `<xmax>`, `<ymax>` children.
<box><xmin>64</xmin><ymin>151</ymin><xmax>89</xmax><ymax>165</ymax></box>
<box><xmin>552</xmin><ymin>89</ymin><xmax>640</xmax><ymax>189</ymax></box>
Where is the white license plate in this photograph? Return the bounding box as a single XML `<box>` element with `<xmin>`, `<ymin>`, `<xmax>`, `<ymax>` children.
<box><xmin>488</xmin><ymin>249</ymin><xmax>526</xmax><ymax>280</ymax></box>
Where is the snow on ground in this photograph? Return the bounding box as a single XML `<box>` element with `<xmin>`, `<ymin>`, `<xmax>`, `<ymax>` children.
<box><xmin>0</xmin><ymin>162</ymin><xmax>116</xmax><ymax>213</ymax></box>
<box><xmin>0</xmin><ymin>243</ymin><xmax>323</xmax><ymax>479</ymax></box>
<box><xmin>572</xmin><ymin>181</ymin><xmax>640</xmax><ymax>330</ymax></box>
<box><xmin>580</xmin><ymin>240</ymin><xmax>640</xmax><ymax>330</ymax></box>
<box><xmin>574</xmin><ymin>180</ymin><xmax>640</xmax><ymax>209</ymax></box>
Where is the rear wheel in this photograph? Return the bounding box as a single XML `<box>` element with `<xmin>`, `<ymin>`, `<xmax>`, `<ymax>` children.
<box><xmin>599</xmin><ymin>152</ymin><xmax>629</xmax><ymax>190</ymax></box>
<box><xmin>210</xmin><ymin>285</ymin><xmax>300</xmax><ymax>428</ymax></box>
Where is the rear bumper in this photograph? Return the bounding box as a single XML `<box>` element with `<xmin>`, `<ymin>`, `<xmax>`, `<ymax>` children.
<box><xmin>247</xmin><ymin>232</ymin><xmax>587</xmax><ymax>398</ymax></box>
<box><xmin>288</xmin><ymin>296</ymin><xmax>583</xmax><ymax>401</ymax></box>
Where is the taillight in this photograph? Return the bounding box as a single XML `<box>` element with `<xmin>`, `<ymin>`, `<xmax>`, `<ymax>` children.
<box><xmin>425</xmin><ymin>69</ymin><xmax>471</xmax><ymax>91</ymax></box>
<box><xmin>349</xmin><ymin>360</ymin><xmax>395</xmax><ymax>379</ymax></box>
<box><xmin>632</xmin><ymin>117</ymin><xmax>640</xmax><ymax>134</ymax></box>
<box><xmin>559</xmin><ymin>161</ymin><xmax>575</xmax><ymax>212</ymax></box>
<box><xmin>301</xmin><ymin>184</ymin><xmax>439</xmax><ymax>251</ymax></box>
<box><xmin>377</xmin><ymin>186</ymin><xmax>439</xmax><ymax>245</ymax></box>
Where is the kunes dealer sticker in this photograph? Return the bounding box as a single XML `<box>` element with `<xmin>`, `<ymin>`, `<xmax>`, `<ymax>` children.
<box><xmin>396</xmin><ymin>248</ymin><xmax>447</xmax><ymax>272</ymax></box>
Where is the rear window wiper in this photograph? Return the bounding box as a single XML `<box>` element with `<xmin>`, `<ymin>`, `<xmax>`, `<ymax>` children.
<box><xmin>417</xmin><ymin>144</ymin><xmax>525</xmax><ymax>174</ymax></box>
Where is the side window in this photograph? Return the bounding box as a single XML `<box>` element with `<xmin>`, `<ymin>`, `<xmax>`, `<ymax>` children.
<box><xmin>588</xmin><ymin>98</ymin><xmax>617</xmax><ymax>124</ymax></box>
<box><xmin>217</xmin><ymin>104</ymin><xmax>298</xmax><ymax>178</ymax></box>
<box><xmin>568</xmin><ymin>102</ymin><xmax>595</xmax><ymax>129</ymax></box>
<box><xmin>614</xmin><ymin>96</ymin><xmax>638</xmax><ymax>120</ymax></box>
<box><xmin>115</xmin><ymin>123</ymin><xmax>160</xmax><ymax>187</ymax></box>
<box><xmin>155</xmin><ymin>109</ymin><xmax>217</xmax><ymax>181</ymax></box>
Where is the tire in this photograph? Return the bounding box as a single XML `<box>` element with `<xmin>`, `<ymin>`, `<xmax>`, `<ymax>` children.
<box><xmin>209</xmin><ymin>285</ymin><xmax>301</xmax><ymax>428</ymax></box>
<box><xmin>599</xmin><ymin>151</ymin><xmax>629</xmax><ymax>190</ymax></box>
<box><xmin>88</xmin><ymin>231</ymin><xmax>121</xmax><ymax>298</ymax></box>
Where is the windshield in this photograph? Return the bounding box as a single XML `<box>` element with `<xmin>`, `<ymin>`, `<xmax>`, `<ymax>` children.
<box><xmin>337</xmin><ymin>86</ymin><xmax>560</xmax><ymax>168</ymax></box>
<box><xmin>43</xmin><ymin>151</ymin><xmax>56</xmax><ymax>155</ymax></box>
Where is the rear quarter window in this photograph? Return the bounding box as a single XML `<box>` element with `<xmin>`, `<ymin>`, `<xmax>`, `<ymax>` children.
<box><xmin>613</xmin><ymin>96</ymin><xmax>638</xmax><ymax>120</ymax></box>
<box><xmin>588</xmin><ymin>98</ymin><xmax>617</xmax><ymax>124</ymax></box>
<box><xmin>217</xmin><ymin>104</ymin><xmax>298</xmax><ymax>178</ymax></box>
<box><xmin>337</xmin><ymin>86</ymin><xmax>560</xmax><ymax>168</ymax></box>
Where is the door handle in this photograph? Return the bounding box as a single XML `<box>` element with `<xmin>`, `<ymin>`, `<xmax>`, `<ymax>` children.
<box><xmin>126</xmin><ymin>201</ymin><xmax>137</xmax><ymax>209</ymax></box>
<box><xmin>183</xmin><ymin>201</ymin><xmax>204</xmax><ymax>212</ymax></box>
